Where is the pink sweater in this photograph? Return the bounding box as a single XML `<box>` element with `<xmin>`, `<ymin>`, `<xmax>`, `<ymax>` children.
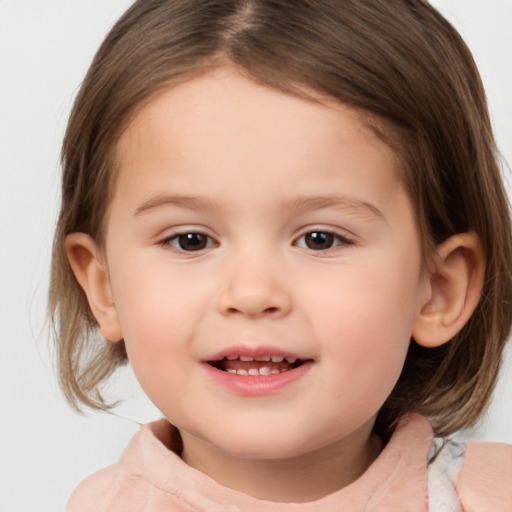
<box><xmin>66</xmin><ymin>414</ymin><xmax>511</xmax><ymax>511</ymax></box>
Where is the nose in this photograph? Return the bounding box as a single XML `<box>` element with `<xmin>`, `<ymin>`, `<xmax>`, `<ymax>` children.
<box><xmin>216</xmin><ymin>254</ymin><xmax>292</xmax><ymax>319</ymax></box>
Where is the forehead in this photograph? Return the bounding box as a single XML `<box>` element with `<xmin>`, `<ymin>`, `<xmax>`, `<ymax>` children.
<box><xmin>114</xmin><ymin>67</ymin><xmax>404</xmax><ymax>201</ymax></box>
<box><xmin>109</xmin><ymin>68</ymin><xmax>412</xmax><ymax>226</ymax></box>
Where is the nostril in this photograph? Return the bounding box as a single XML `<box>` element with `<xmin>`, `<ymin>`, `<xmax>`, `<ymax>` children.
<box><xmin>225</xmin><ymin>306</ymin><xmax>280</xmax><ymax>316</ymax></box>
<box><xmin>217</xmin><ymin>284</ymin><xmax>292</xmax><ymax>318</ymax></box>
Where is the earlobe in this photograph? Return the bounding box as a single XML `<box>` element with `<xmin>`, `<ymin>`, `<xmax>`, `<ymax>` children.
<box><xmin>412</xmin><ymin>232</ymin><xmax>485</xmax><ymax>348</ymax></box>
<box><xmin>65</xmin><ymin>233</ymin><xmax>123</xmax><ymax>342</ymax></box>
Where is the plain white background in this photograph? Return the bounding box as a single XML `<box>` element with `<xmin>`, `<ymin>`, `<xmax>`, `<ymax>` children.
<box><xmin>0</xmin><ymin>1</ymin><xmax>511</xmax><ymax>510</ymax></box>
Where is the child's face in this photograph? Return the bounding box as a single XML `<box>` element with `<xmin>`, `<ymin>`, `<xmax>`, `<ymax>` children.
<box><xmin>103</xmin><ymin>68</ymin><xmax>429</xmax><ymax>461</ymax></box>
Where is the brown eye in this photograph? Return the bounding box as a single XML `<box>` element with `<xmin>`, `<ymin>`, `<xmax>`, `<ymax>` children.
<box><xmin>296</xmin><ymin>230</ymin><xmax>351</xmax><ymax>251</ymax></box>
<box><xmin>165</xmin><ymin>232</ymin><xmax>214</xmax><ymax>251</ymax></box>
<box><xmin>304</xmin><ymin>232</ymin><xmax>335</xmax><ymax>250</ymax></box>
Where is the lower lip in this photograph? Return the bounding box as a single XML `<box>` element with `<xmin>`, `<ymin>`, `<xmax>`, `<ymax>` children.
<box><xmin>203</xmin><ymin>362</ymin><xmax>313</xmax><ymax>396</ymax></box>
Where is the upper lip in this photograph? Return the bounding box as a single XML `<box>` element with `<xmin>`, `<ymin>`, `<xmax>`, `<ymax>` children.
<box><xmin>203</xmin><ymin>345</ymin><xmax>309</xmax><ymax>363</ymax></box>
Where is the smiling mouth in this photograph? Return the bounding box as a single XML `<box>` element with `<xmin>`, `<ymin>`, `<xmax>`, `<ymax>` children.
<box><xmin>208</xmin><ymin>355</ymin><xmax>305</xmax><ymax>376</ymax></box>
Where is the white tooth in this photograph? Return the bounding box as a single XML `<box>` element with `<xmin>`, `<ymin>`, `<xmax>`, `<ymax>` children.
<box><xmin>270</xmin><ymin>369</ymin><xmax>280</xmax><ymax>374</ymax></box>
<box><xmin>227</xmin><ymin>355</ymin><xmax>238</xmax><ymax>360</ymax></box>
<box><xmin>259</xmin><ymin>367</ymin><xmax>271</xmax><ymax>375</ymax></box>
<box><xmin>226</xmin><ymin>369</ymin><xmax>237</xmax><ymax>374</ymax></box>
<box><xmin>255</xmin><ymin>355</ymin><xmax>271</xmax><ymax>362</ymax></box>
<box><xmin>248</xmin><ymin>369</ymin><xmax>259</xmax><ymax>376</ymax></box>
<box><xmin>271</xmin><ymin>356</ymin><xmax>284</xmax><ymax>363</ymax></box>
<box><xmin>285</xmin><ymin>357</ymin><xmax>297</xmax><ymax>364</ymax></box>
<box><xmin>237</xmin><ymin>369</ymin><xmax>248</xmax><ymax>376</ymax></box>
<box><xmin>240</xmin><ymin>356</ymin><xmax>254</xmax><ymax>362</ymax></box>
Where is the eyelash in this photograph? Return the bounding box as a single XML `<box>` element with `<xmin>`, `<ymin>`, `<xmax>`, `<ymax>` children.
<box><xmin>294</xmin><ymin>230</ymin><xmax>354</xmax><ymax>251</ymax></box>
<box><xmin>159</xmin><ymin>229</ymin><xmax>354</xmax><ymax>253</ymax></box>
<box><xmin>160</xmin><ymin>232</ymin><xmax>217</xmax><ymax>252</ymax></box>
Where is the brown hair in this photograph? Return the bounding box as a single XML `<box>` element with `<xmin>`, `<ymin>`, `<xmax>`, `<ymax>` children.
<box><xmin>49</xmin><ymin>0</ymin><xmax>512</xmax><ymax>436</ymax></box>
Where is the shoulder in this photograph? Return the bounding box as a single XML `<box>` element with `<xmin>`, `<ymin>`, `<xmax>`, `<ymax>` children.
<box><xmin>456</xmin><ymin>440</ymin><xmax>512</xmax><ymax>511</ymax></box>
<box><xmin>65</xmin><ymin>462</ymin><xmax>170</xmax><ymax>512</ymax></box>
<box><xmin>428</xmin><ymin>438</ymin><xmax>512</xmax><ymax>512</ymax></box>
<box><xmin>65</xmin><ymin>465</ymin><xmax>121</xmax><ymax>512</ymax></box>
<box><xmin>65</xmin><ymin>419</ymin><xmax>188</xmax><ymax>512</ymax></box>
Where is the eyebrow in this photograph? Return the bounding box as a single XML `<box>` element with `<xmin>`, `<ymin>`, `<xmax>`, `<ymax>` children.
<box><xmin>285</xmin><ymin>196</ymin><xmax>384</xmax><ymax>220</ymax></box>
<box><xmin>134</xmin><ymin>195</ymin><xmax>221</xmax><ymax>216</ymax></box>
<box><xmin>134</xmin><ymin>193</ymin><xmax>384</xmax><ymax>220</ymax></box>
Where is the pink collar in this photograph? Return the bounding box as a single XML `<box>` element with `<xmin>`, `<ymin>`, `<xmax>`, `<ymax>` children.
<box><xmin>118</xmin><ymin>413</ymin><xmax>432</xmax><ymax>511</ymax></box>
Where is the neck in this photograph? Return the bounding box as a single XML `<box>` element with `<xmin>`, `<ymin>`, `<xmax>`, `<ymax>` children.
<box><xmin>180</xmin><ymin>425</ymin><xmax>382</xmax><ymax>503</ymax></box>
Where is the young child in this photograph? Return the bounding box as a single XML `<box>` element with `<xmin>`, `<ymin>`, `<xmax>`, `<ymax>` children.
<box><xmin>49</xmin><ymin>0</ymin><xmax>512</xmax><ymax>510</ymax></box>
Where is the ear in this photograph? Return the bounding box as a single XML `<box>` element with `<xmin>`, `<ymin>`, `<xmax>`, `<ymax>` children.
<box><xmin>412</xmin><ymin>232</ymin><xmax>485</xmax><ymax>348</ymax></box>
<box><xmin>65</xmin><ymin>233</ymin><xmax>123</xmax><ymax>342</ymax></box>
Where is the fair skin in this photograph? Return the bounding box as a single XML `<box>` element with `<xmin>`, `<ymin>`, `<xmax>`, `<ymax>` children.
<box><xmin>67</xmin><ymin>67</ymin><xmax>484</xmax><ymax>502</ymax></box>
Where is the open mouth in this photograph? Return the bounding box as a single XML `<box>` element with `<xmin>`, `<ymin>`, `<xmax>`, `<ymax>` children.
<box><xmin>208</xmin><ymin>355</ymin><xmax>305</xmax><ymax>376</ymax></box>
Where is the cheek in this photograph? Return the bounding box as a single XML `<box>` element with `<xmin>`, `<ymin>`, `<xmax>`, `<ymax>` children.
<box><xmin>326</xmin><ymin>304</ymin><xmax>410</xmax><ymax>397</ymax></box>
<box><xmin>108</xmin><ymin>259</ymin><xmax>204</xmax><ymax>380</ymax></box>
<box><xmin>311</xmin><ymin>255</ymin><xmax>421</xmax><ymax>397</ymax></box>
